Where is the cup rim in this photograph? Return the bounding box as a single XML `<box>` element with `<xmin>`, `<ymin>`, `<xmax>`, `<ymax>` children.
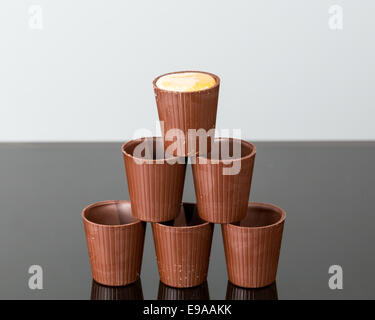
<box><xmin>122</xmin><ymin>136</ymin><xmax>184</xmax><ymax>164</ymax></box>
<box><xmin>226</xmin><ymin>202</ymin><xmax>286</xmax><ymax>231</ymax></box>
<box><xmin>82</xmin><ymin>200</ymin><xmax>141</xmax><ymax>228</ymax></box>
<box><xmin>194</xmin><ymin>138</ymin><xmax>256</xmax><ymax>164</ymax></box>
<box><xmin>153</xmin><ymin>202</ymin><xmax>211</xmax><ymax>231</ymax></box>
<box><xmin>152</xmin><ymin>70</ymin><xmax>220</xmax><ymax>93</ymax></box>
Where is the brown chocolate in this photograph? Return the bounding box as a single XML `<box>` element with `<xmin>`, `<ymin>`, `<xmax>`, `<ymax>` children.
<box><xmin>192</xmin><ymin>138</ymin><xmax>256</xmax><ymax>223</ymax></box>
<box><xmin>82</xmin><ymin>200</ymin><xmax>146</xmax><ymax>286</ymax></box>
<box><xmin>222</xmin><ymin>202</ymin><xmax>286</xmax><ymax>288</ymax></box>
<box><xmin>122</xmin><ymin>137</ymin><xmax>186</xmax><ymax>222</ymax></box>
<box><xmin>152</xmin><ymin>203</ymin><xmax>214</xmax><ymax>288</ymax></box>
<box><xmin>153</xmin><ymin>71</ymin><xmax>220</xmax><ymax>156</ymax></box>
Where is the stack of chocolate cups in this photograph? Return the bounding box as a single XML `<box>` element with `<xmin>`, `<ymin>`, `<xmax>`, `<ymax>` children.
<box><xmin>82</xmin><ymin>71</ymin><xmax>286</xmax><ymax>292</ymax></box>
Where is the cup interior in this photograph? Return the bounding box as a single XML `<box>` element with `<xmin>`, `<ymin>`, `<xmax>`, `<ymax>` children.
<box><xmin>199</xmin><ymin>138</ymin><xmax>254</xmax><ymax>161</ymax></box>
<box><xmin>161</xmin><ymin>203</ymin><xmax>206</xmax><ymax>227</ymax></box>
<box><xmin>233</xmin><ymin>204</ymin><xmax>284</xmax><ymax>228</ymax></box>
<box><xmin>124</xmin><ymin>137</ymin><xmax>179</xmax><ymax>161</ymax></box>
<box><xmin>83</xmin><ymin>201</ymin><xmax>138</xmax><ymax>226</ymax></box>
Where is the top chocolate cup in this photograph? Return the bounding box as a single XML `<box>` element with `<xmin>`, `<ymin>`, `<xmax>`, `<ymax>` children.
<box><xmin>153</xmin><ymin>71</ymin><xmax>220</xmax><ymax>157</ymax></box>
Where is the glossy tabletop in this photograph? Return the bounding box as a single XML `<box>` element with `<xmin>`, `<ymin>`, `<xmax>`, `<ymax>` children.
<box><xmin>0</xmin><ymin>142</ymin><xmax>374</xmax><ymax>299</ymax></box>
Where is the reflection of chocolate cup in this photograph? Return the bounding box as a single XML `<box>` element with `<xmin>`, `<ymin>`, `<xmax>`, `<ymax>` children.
<box><xmin>226</xmin><ymin>281</ymin><xmax>278</xmax><ymax>300</ymax></box>
<box><xmin>222</xmin><ymin>202</ymin><xmax>286</xmax><ymax>288</ymax></box>
<box><xmin>82</xmin><ymin>200</ymin><xmax>146</xmax><ymax>286</ymax></box>
<box><xmin>192</xmin><ymin>138</ymin><xmax>256</xmax><ymax>223</ymax></box>
<box><xmin>158</xmin><ymin>281</ymin><xmax>210</xmax><ymax>300</ymax></box>
<box><xmin>122</xmin><ymin>137</ymin><xmax>186</xmax><ymax>222</ymax></box>
<box><xmin>152</xmin><ymin>203</ymin><xmax>214</xmax><ymax>288</ymax></box>
<box><xmin>91</xmin><ymin>279</ymin><xmax>144</xmax><ymax>300</ymax></box>
<box><xmin>153</xmin><ymin>71</ymin><xmax>220</xmax><ymax>156</ymax></box>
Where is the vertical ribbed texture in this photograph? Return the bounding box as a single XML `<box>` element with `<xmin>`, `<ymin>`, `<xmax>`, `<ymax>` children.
<box><xmin>222</xmin><ymin>207</ymin><xmax>285</xmax><ymax>288</ymax></box>
<box><xmin>152</xmin><ymin>222</ymin><xmax>214</xmax><ymax>288</ymax></box>
<box><xmin>158</xmin><ymin>281</ymin><xmax>210</xmax><ymax>300</ymax></box>
<box><xmin>83</xmin><ymin>219</ymin><xmax>146</xmax><ymax>287</ymax></box>
<box><xmin>192</xmin><ymin>145</ymin><xmax>255</xmax><ymax>224</ymax></box>
<box><xmin>91</xmin><ymin>280</ymin><xmax>144</xmax><ymax>300</ymax></box>
<box><xmin>123</xmin><ymin>148</ymin><xmax>186</xmax><ymax>223</ymax></box>
<box><xmin>153</xmin><ymin>71</ymin><xmax>220</xmax><ymax>156</ymax></box>
<box><xmin>225</xmin><ymin>281</ymin><xmax>278</xmax><ymax>300</ymax></box>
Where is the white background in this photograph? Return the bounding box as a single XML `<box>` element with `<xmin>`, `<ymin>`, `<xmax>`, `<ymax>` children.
<box><xmin>0</xmin><ymin>0</ymin><xmax>374</xmax><ymax>141</ymax></box>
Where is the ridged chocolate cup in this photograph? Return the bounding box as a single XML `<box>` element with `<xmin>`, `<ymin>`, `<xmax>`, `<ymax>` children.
<box><xmin>226</xmin><ymin>281</ymin><xmax>278</xmax><ymax>300</ymax></box>
<box><xmin>222</xmin><ymin>202</ymin><xmax>286</xmax><ymax>288</ymax></box>
<box><xmin>122</xmin><ymin>137</ymin><xmax>186</xmax><ymax>222</ymax></box>
<box><xmin>82</xmin><ymin>200</ymin><xmax>146</xmax><ymax>287</ymax></box>
<box><xmin>192</xmin><ymin>138</ymin><xmax>256</xmax><ymax>223</ymax></box>
<box><xmin>153</xmin><ymin>71</ymin><xmax>220</xmax><ymax>156</ymax></box>
<box><xmin>152</xmin><ymin>203</ymin><xmax>214</xmax><ymax>288</ymax></box>
<box><xmin>91</xmin><ymin>279</ymin><xmax>144</xmax><ymax>300</ymax></box>
<box><xmin>158</xmin><ymin>281</ymin><xmax>210</xmax><ymax>300</ymax></box>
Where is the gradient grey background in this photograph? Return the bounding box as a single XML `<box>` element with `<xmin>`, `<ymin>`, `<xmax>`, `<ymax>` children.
<box><xmin>1</xmin><ymin>0</ymin><xmax>374</xmax><ymax>141</ymax></box>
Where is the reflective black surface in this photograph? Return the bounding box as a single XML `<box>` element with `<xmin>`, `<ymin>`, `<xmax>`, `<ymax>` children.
<box><xmin>0</xmin><ymin>142</ymin><xmax>374</xmax><ymax>299</ymax></box>
<box><xmin>91</xmin><ymin>279</ymin><xmax>144</xmax><ymax>300</ymax></box>
<box><xmin>226</xmin><ymin>282</ymin><xmax>278</xmax><ymax>300</ymax></box>
<box><xmin>158</xmin><ymin>282</ymin><xmax>210</xmax><ymax>300</ymax></box>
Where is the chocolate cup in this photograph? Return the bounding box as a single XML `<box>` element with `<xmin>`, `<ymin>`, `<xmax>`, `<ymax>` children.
<box><xmin>192</xmin><ymin>138</ymin><xmax>256</xmax><ymax>223</ymax></box>
<box><xmin>82</xmin><ymin>200</ymin><xmax>146</xmax><ymax>287</ymax></box>
<box><xmin>152</xmin><ymin>203</ymin><xmax>214</xmax><ymax>288</ymax></box>
<box><xmin>153</xmin><ymin>71</ymin><xmax>220</xmax><ymax>156</ymax></box>
<box><xmin>226</xmin><ymin>281</ymin><xmax>278</xmax><ymax>300</ymax></box>
<box><xmin>122</xmin><ymin>137</ymin><xmax>186</xmax><ymax>222</ymax></box>
<box><xmin>158</xmin><ymin>281</ymin><xmax>210</xmax><ymax>300</ymax></box>
<box><xmin>91</xmin><ymin>279</ymin><xmax>144</xmax><ymax>300</ymax></box>
<box><xmin>222</xmin><ymin>202</ymin><xmax>286</xmax><ymax>288</ymax></box>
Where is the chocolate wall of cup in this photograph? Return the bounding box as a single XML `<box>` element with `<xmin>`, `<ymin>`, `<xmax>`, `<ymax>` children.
<box><xmin>91</xmin><ymin>279</ymin><xmax>144</xmax><ymax>300</ymax></box>
<box><xmin>82</xmin><ymin>200</ymin><xmax>146</xmax><ymax>287</ymax></box>
<box><xmin>158</xmin><ymin>281</ymin><xmax>210</xmax><ymax>300</ymax></box>
<box><xmin>153</xmin><ymin>71</ymin><xmax>220</xmax><ymax>157</ymax></box>
<box><xmin>192</xmin><ymin>138</ymin><xmax>256</xmax><ymax>223</ymax></box>
<box><xmin>226</xmin><ymin>281</ymin><xmax>278</xmax><ymax>300</ymax></box>
<box><xmin>122</xmin><ymin>137</ymin><xmax>186</xmax><ymax>222</ymax></box>
<box><xmin>152</xmin><ymin>203</ymin><xmax>214</xmax><ymax>288</ymax></box>
<box><xmin>222</xmin><ymin>202</ymin><xmax>286</xmax><ymax>288</ymax></box>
